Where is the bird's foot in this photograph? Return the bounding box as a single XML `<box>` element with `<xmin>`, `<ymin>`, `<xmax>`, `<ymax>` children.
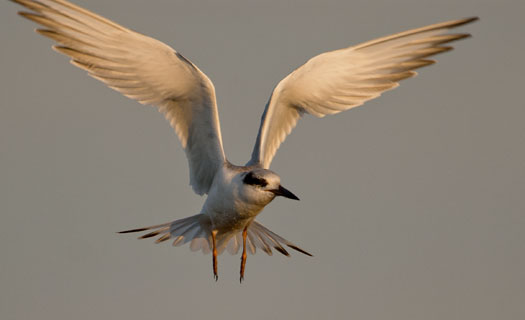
<box><xmin>239</xmin><ymin>226</ymin><xmax>248</xmax><ymax>283</ymax></box>
<box><xmin>211</xmin><ymin>230</ymin><xmax>218</xmax><ymax>281</ymax></box>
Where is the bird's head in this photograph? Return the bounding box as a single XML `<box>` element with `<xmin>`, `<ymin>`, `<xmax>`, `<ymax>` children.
<box><xmin>240</xmin><ymin>168</ymin><xmax>299</xmax><ymax>204</ymax></box>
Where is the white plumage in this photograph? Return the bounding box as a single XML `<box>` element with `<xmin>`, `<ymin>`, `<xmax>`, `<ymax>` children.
<box><xmin>12</xmin><ymin>0</ymin><xmax>477</xmax><ymax>281</ymax></box>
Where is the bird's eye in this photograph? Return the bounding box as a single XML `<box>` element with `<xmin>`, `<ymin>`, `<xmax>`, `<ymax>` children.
<box><xmin>243</xmin><ymin>172</ymin><xmax>268</xmax><ymax>187</ymax></box>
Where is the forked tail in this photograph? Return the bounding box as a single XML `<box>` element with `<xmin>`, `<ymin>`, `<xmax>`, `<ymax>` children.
<box><xmin>119</xmin><ymin>214</ymin><xmax>312</xmax><ymax>257</ymax></box>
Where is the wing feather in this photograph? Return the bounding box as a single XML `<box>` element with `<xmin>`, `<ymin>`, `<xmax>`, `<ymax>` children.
<box><xmin>13</xmin><ymin>0</ymin><xmax>225</xmax><ymax>195</ymax></box>
<box><xmin>248</xmin><ymin>17</ymin><xmax>478</xmax><ymax>168</ymax></box>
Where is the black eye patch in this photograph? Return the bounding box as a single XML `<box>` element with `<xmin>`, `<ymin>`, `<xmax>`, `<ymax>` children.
<box><xmin>243</xmin><ymin>172</ymin><xmax>268</xmax><ymax>187</ymax></box>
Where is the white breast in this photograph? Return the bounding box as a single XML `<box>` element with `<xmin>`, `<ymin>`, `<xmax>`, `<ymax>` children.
<box><xmin>201</xmin><ymin>166</ymin><xmax>266</xmax><ymax>232</ymax></box>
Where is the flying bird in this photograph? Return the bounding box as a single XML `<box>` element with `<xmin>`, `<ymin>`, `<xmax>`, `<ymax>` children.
<box><xmin>12</xmin><ymin>0</ymin><xmax>477</xmax><ymax>281</ymax></box>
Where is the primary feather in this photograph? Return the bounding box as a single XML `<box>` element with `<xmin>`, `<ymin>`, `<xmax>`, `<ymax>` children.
<box><xmin>13</xmin><ymin>0</ymin><xmax>226</xmax><ymax>195</ymax></box>
<box><xmin>248</xmin><ymin>17</ymin><xmax>478</xmax><ymax>168</ymax></box>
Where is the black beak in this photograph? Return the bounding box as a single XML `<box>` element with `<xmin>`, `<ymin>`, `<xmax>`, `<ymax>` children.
<box><xmin>272</xmin><ymin>185</ymin><xmax>300</xmax><ymax>200</ymax></box>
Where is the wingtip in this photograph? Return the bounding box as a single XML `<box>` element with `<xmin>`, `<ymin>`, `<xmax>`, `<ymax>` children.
<box><xmin>453</xmin><ymin>16</ymin><xmax>480</xmax><ymax>28</ymax></box>
<box><xmin>17</xmin><ymin>11</ymin><xmax>32</xmax><ymax>18</ymax></box>
<box><xmin>455</xmin><ymin>33</ymin><xmax>473</xmax><ymax>41</ymax></box>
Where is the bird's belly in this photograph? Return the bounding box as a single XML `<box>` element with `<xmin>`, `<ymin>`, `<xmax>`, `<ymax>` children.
<box><xmin>205</xmin><ymin>200</ymin><xmax>264</xmax><ymax>233</ymax></box>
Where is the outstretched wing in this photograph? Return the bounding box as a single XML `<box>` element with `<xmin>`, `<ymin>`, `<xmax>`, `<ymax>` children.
<box><xmin>13</xmin><ymin>0</ymin><xmax>225</xmax><ymax>195</ymax></box>
<box><xmin>248</xmin><ymin>17</ymin><xmax>478</xmax><ymax>168</ymax></box>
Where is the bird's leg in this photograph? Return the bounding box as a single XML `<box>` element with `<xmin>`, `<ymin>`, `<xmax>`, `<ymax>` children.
<box><xmin>211</xmin><ymin>230</ymin><xmax>218</xmax><ymax>281</ymax></box>
<box><xmin>239</xmin><ymin>226</ymin><xmax>248</xmax><ymax>283</ymax></box>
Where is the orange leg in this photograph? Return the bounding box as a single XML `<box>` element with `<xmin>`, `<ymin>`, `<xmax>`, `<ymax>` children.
<box><xmin>239</xmin><ymin>226</ymin><xmax>248</xmax><ymax>283</ymax></box>
<box><xmin>211</xmin><ymin>230</ymin><xmax>218</xmax><ymax>281</ymax></box>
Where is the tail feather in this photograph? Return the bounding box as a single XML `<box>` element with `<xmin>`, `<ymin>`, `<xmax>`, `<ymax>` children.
<box><xmin>119</xmin><ymin>215</ymin><xmax>312</xmax><ymax>257</ymax></box>
<box><xmin>119</xmin><ymin>214</ymin><xmax>212</xmax><ymax>252</ymax></box>
<box><xmin>170</xmin><ymin>220</ymin><xmax>201</xmax><ymax>246</ymax></box>
<box><xmin>190</xmin><ymin>229</ymin><xmax>210</xmax><ymax>253</ymax></box>
<box><xmin>249</xmin><ymin>224</ymin><xmax>289</xmax><ymax>256</ymax></box>
<box><xmin>226</xmin><ymin>232</ymin><xmax>241</xmax><ymax>255</ymax></box>
<box><xmin>180</xmin><ymin>221</ymin><xmax>202</xmax><ymax>245</ymax></box>
<box><xmin>247</xmin><ymin>227</ymin><xmax>273</xmax><ymax>255</ymax></box>
<box><xmin>247</xmin><ymin>221</ymin><xmax>313</xmax><ymax>257</ymax></box>
<box><xmin>245</xmin><ymin>232</ymin><xmax>258</xmax><ymax>255</ymax></box>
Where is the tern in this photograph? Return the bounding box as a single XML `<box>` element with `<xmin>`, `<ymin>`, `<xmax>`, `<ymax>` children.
<box><xmin>12</xmin><ymin>0</ymin><xmax>477</xmax><ymax>281</ymax></box>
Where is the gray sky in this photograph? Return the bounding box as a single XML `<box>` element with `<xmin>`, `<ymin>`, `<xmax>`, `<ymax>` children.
<box><xmin>1</xmin><ymin>0</ymin><xmax>524</xmax><ymax>319</ymax></box>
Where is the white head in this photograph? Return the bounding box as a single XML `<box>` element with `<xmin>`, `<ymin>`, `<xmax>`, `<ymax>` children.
<box><xmin>238</xmin><ymin>168</ymin><xmax>299</xmax><ymax>206</ymax></box>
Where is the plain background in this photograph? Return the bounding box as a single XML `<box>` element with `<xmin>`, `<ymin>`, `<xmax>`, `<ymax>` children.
<box><xmin>1</xmin><ymin>0</ymin><xmax>524</xmax><ymax>319</ymax></box>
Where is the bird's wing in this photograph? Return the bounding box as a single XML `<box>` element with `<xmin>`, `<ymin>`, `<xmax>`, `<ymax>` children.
<box><xmin>248</xmin><ymin>17</ymin><xmax>478</xmax><ymax>168</ymax></box>
<box><xmin>13</xmin><ymin>0</ymin><xmax>225</xmax><ymax>195</ymax></box>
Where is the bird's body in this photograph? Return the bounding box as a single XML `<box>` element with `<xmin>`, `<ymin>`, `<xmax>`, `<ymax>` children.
<box><xmin>204</xmin><ymin>165</ymin><xmax>266</xmax><ymax>232</ymax></box>
<box><xmin>11</xmin><ymin>0</ymin><xmax>477</xmax><ymax>281</ymax></box>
